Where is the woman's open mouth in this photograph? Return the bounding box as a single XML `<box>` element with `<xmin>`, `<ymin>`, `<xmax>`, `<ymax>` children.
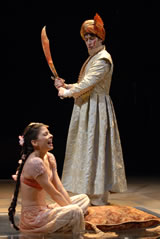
<box><xmin>48</xmin><ymin>140</ymin><xmax>53</xmax><ymax>147</ymax></box>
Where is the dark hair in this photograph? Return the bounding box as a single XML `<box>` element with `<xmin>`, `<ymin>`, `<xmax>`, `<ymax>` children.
<box><xmin>84</xmin><ymin>33</ymin><xmax>104</xmax><ymax>43</ymax></box>
<box><xmin>8</xmin><ymin>122</ymin><xmax>48</xmax><ymax>230</ymax></box>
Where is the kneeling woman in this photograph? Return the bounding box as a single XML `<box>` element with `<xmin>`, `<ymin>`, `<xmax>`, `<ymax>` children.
<box><xmin>8</xmin><ymin>122</ymin><xmax>90</xmax><ymax>238</ymax></box>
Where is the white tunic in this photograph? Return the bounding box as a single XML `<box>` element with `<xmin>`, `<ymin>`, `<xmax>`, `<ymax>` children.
<box><xmin>62</xmin><ymin>46</ymin><xmax>127</xmax><ymax>195</ymax></box>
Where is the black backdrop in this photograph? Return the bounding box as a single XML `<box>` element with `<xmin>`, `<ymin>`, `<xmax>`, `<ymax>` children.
<box><xmin>3</xmin><ymin>2</ymin><xmax>158</xmax><ymax>179</ymax></box>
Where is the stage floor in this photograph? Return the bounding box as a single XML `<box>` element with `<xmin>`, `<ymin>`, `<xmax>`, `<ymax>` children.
<box><xmin>0</xmin><ymin>175</ymin><xmax>160</xmax><ymax>238</ymax></box>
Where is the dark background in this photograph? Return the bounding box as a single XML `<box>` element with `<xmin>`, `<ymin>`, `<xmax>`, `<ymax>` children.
<box><xmin>3</xmin><ymin>2</ymin><xmax>158</xmax><ymax>179</ymax></box>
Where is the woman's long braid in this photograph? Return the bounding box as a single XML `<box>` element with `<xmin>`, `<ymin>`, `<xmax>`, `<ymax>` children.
<box><xmin>8</xmin><ymin>150</ymin><xmax>32</xmax><ymax>230</ymax></box>
<box><xmin>8</xmin><ymin>153</ymin><xmax>25</xmax><ymax>230</ymax></box>
<box><xmin>8</xmin><ymin>122</ymin><xmax>47</xmax><ymax>231</ymax></box>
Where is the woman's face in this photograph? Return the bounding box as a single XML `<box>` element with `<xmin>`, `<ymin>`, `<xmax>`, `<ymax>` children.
<box><xmin>32</xmin><ymin>126</ymin><xmax>53</xmax><ymax>152</ymax></box>
<box><xmin>84</xmin><ymin>34</ymin><xmax>102</xmax><ymax>51</ymax></box>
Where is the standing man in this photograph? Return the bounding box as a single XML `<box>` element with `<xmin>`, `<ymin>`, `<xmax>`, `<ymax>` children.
<box><xmin>55</xmin><ymin>13</ymin><xmax>127</xmax><ymax>205</ymax></box>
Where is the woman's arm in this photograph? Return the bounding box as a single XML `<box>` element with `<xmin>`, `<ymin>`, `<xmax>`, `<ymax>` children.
<box><xmin>52</xmin><ymin>170</ymin><xmax>72</xmax><ymax>204</ymax></box>
<box><xmin>29</xmin><ymin>157</ymin><xmax>70</xmax><ymax>206</ymax></box>
<box><xmin>48</xmin><ymin>153</ymin><xmax>71</xmax><ymax>204</ymax></box>
<box><xmin>36</xmin><ymin>172</ymin><xmax>70</xmax><ymax>206</ymax></box>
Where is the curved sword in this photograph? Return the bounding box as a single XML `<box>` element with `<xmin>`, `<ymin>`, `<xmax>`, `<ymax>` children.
<box><xmin>41</xmin><ymin>26</ymin><xmax>58</xmax><ymax>78</ymax></box>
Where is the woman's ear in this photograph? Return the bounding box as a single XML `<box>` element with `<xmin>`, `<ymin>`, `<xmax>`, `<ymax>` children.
<box><xmin>31</xmin><ymin>139</ymin><xmax>38</xmax><ymax>148</ymax></box>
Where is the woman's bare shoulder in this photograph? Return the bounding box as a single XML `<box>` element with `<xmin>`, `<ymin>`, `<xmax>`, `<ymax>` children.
<box><xmin>47</xmin><ymin>152</ymin><xmax>56</xmax><ymax>161</ymax></box>
<box><xmin>47</xmin><ymin>152</ymin><xmax>57</xmax><ymax>169</ymax></box>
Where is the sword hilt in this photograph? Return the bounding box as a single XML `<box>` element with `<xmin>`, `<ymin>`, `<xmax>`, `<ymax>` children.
<box><xmin>51</xmin><ymin>76</ymin><xmax>64</xmax><ymax>100</ymax></box>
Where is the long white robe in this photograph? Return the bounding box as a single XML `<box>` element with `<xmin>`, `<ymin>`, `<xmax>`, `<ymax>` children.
<box><xmin>62</xmin><ymin>46</ymin><xmax>127</xmax><ymax>196</ymax></box>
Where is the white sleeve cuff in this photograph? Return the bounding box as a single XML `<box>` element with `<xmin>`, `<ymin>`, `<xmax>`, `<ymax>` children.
<box><xmin>63</xmin><ymin>89</ymin><xmax>72</xmax><ymax>97</ymax></box>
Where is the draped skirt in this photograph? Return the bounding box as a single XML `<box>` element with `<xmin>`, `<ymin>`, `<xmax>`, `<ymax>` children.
<box><xmin>19</xmin><ymin>194</ymin><xmax>90</xmax><ymax>236</ymax></box>
<box><xmin>62</xmin><ymin>94</ymin><xmax>127</xmax><ymax>195</ymax></box>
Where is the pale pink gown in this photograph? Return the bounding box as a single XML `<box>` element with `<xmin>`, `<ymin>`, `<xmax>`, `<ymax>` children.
<box><xmin>17</xmin><ymin>154</ymin><xmax>90</xmax><ymax>236</ymax></box>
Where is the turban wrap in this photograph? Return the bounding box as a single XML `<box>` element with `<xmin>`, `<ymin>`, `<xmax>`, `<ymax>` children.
<box><xmin>80</xmin><ymin>13</ymin><xmax>106</xmax><ymax>41</ymax></box>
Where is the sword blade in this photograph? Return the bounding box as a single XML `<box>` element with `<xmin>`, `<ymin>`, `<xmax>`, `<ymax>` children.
<box><xmin>41</xmin><ymin>26</ymin><xmax>58</xmax><ymax>78</ymax></box>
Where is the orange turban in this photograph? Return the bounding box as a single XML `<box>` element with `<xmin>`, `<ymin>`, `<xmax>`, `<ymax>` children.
<box><xmin>80</xmin><ymin>13</ymin><xmax>106</xmax><ymax>41</ymax></box>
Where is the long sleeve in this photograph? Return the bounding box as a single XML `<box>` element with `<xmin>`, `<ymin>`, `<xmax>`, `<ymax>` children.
<box><xmin>64</xmin><ymin>58</ymin><xmax>111</xmax><ymax>99</ymax></box>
